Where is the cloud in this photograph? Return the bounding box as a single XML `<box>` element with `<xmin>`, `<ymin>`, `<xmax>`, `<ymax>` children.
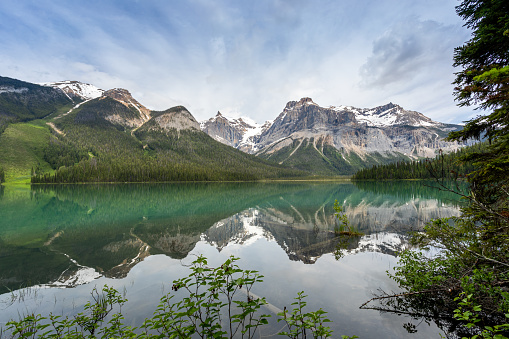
<box><xmin>0</xmin><ymin>0</ymin><xmax>475</xmax><ymax>124</ymax></box>
<box><xmin>360</xmin><ymin>19</ymin><xmax>461</xmax><ymax>88</ymax></box>
<box><xmin>354</xmin><ymin>18</ymin><xmax>477</xmax><ymax>123</ymax></box>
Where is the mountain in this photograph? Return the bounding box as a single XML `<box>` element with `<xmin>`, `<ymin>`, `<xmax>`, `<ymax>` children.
<box><xmin>102</xmin><ymin>88</ymin><xmax>151</xmax><ymax>126</ymax></box>
<box><xmin>41</xmin><ymin>80</ymin><xmax>104</xmax><ymax>101</ymax></box>
<box><xmin>201</xmin><ymin>97</ymin><xmax>468</xmax><ymax>175</ymax></box>
<box><xmin>200</xmin><ymin>112</ymin><xmax>272</xmax><ymax>153</ymax></box>
<box><xmin>0</xmin><ymin>76</ymin><xmax>303</xmax><ymax>183</ymax></box>
<box><xmin>0</xmin><ymin>76</ymin><xmax>78</xmax><ymax>134</ymax></box>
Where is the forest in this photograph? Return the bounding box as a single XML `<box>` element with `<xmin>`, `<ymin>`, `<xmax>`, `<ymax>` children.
<box><xmin>30</xmin><ymin>101</ymin><xmax>303</xmax><ymax>183</ymax></box>
<box><xmin>351</xmin><ymin>142</ymin><xmax>485</xmax><ymax>180</ymax></box>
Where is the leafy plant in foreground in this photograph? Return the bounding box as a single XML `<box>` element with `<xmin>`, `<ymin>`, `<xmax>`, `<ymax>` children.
<box><xmin>277</xmin><ymin>291</ymin><xmax>349</xmax><ymax>339</ymax></box>
<box><xmin>1</xmin><ymin>255</ymin><xmax>348</xmax><ymax>338</ymax></box>
<box><xmin>143</xmin><ymin>255</ymin><xmax>270</xmax><ymax>338</ymax></box>
<box><xmin>453</xmin><ymin>292</ymin><xmax>509</xmax><ymax>339</ymax></box>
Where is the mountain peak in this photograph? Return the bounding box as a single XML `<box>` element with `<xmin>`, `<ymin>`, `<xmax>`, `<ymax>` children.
<box><xmin>299</xmin><ymin>97</ymin><xmax>315</xmax><ymax>105</ymax></box>
<box><xmin>41</xmin><ymin>80</ymin><xmax>104</xmax><ymax>100</ymax></box>
<box><xmin>151</xmin><ymin>106</ymin><xmax>200</xmax><ymax>131</ymax></box>
<box><xmin>284</xmin><ymin>97</ymin><xmax>317</xmax><ymax>111</ymax></box>
<box><xmin>377</xmin><ymin>102</ymin><xmax>400</xmax><ymax>111</ymax></box>
<box><xmin>103</xmin><ymin>88</ymin><xmax>151</xmax><ymax>123</ymax></box>
<box><xmin>103</xmin><ymin>88</ymin><xmax>132</xmax><ymax>100</ymax></box>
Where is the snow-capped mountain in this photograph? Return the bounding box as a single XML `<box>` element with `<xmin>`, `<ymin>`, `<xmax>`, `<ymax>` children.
<box><xmin>331</xmin><ymin>101</ymin><xmax>443</xmax><ymax>128</ymax></box>
<box><xmin>202</xmin><ymin>97</ymin><xmax>467</xmax><ymax>175</ymax></box>
<box><xmin>41</xmin><ymin>80</ymin><xmax>104</xmax><ymax>101</ymax></box>
<box><xmin>200</xmin><ymin>112</ymin><xmax>272</xmax><ymax>153</ymax></box>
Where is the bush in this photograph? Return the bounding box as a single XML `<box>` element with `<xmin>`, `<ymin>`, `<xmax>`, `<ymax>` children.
<box><xmin>2</xmin><ymin>255</ymin><xmax>356</xmax><ymax>339</ymax></box>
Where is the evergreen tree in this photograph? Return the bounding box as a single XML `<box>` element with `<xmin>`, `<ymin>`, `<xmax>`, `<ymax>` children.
<box><xmin>370</xmin><ymin>2</ymin><xmax>509</xmax><ymax>336</ymax></box>
<box><xmin>449</xmin><ymin>0</ymin><xmax>509</xmax><ymax>187</ymax></box>
<box><xmin>352</xmin><ymin>143</ymin><xmax>483</xmax><ymax>180</ymax></box>
<box><xmin>446</xmin><ymin>0</ymin><xmax>509</xmax><ymax>256</ymax></box>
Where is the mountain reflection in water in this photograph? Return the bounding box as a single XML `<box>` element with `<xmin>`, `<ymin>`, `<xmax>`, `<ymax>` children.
<box><xmin>0</xmin><ymin>181</ymin><xmax>462</xmax><ymax>292</ymax></box>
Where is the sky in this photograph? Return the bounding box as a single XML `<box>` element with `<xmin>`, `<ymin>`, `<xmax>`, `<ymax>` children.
<box><xmin>0</xmin><ymin>0</ymin><xmax>476</xmax><ymax>125</ymax></box>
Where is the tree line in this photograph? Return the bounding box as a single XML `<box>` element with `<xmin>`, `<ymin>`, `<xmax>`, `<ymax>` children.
<box><xmin>352</xmin><ymin>142</ymin><xmax>485</xmax><ymax>180</ymax></box>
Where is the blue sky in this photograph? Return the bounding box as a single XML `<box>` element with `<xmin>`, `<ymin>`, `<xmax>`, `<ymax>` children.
<box><xmin>0</xmin><ymin>0</ymin><xmax>474</xmax><ymax>124</ymax></box>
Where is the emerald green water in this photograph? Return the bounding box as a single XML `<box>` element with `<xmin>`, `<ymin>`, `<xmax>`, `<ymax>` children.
<box><xmin>0</xmin><ymin>181</ymin><xmax>463</xmax><ymax>338</ymax></box>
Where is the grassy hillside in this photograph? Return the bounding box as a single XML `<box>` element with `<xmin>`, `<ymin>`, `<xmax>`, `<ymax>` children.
<box><xmin>0</xmin><ymin>121</ymin><xmax>54</xmax><ymax>183</ymax></box>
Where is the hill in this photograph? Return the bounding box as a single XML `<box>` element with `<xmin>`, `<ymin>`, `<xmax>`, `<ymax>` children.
<box><xmin>11</xmin><ymin>83</ymin><xmax>303</xmax><ymax>183</ymax></box>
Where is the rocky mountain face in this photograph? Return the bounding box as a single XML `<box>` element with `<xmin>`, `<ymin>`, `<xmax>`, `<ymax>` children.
<box><xmin>200</xmin><ymin>112</ymin><xmax>271</xmax><ymax>153</ymax></box>
<box><xmin>29</xmin><ymin>81</ymin><xmax>154</xmax><ymax>132</ymax></box>
<box><xmin>103</xmin><ymin>88</ymin><xmax>151</xmax><ymax>123</ymax></box>
<box><xmin>148</xmin><ymin>106</ymin><xmax>200</xmax><ymax>132</ymax></box>
<box><xmin>201</xmin><ymin>97</ymin><xmax>467</xmax><ymax>174</ymax></box>
<box><xmin>99</xmin><ymin>88</ymin><xmax>151</xmax><ymax>128</ymax></box>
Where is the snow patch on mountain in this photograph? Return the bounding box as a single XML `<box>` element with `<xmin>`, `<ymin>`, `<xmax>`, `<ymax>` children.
<box><xmin>0</xmin><ymin>86</ymin><xmax>29</xmax><ymax>94</ymax></box>
<box><xmin>201</xmin><ymin>209</ymin><xmax>276</xmax><ymax>250</ymax></box>
<box><xmin>200</xmin><ymin>112</ymin><xmax>273</xmax><ymax>152</ymax></box>
<box><xmin>329</xmin><ymin>102</ymin><xmax>441</xmax><ymax>128</ymax></box>
<box><xmin>41</xmin><ymin>80</ymin><xmax>104</xmax><ymax>100</ymax></box>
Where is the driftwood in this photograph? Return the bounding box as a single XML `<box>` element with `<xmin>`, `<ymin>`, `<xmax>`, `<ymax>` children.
<box><xmin>359</xmin><ymin>288</ymin><xmax>449</xmax><ymax>309</ymax></box>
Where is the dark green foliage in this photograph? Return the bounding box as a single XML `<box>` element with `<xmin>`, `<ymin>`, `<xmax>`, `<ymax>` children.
<box><xmin>352</xmin><ymin>143</ymin><xmax>485</xmax><ymax>180</ymax></box>
<box><xmin>378</xmin><ymin>2</ymin><xmax>509</xmax><ymax>337</ymax></box>
<box><xmin>0</xmin><ymin>76</ymin><xmax>76</xmax><ymax>124</ymax></box>
<box><xmin>43</xmin><ymin>135</ymin><xmax>89</xmax><ymax>169</ymax></box>
<box><xmin>71</xmin><ymin>96</ymin><xmax>139</xmax><ymax>130</ymax></box>
<box><xmin>449</xmin><ymin>0</ymin><xmax>509</xmax><ymax>194</ymax></box>
<box><xmin>31</xmin><ymin>102</ymin><xmax>303</xmax><ymax>183</ymax></box>
<box><xmin>0</xmin><ymin>166</ymin><xmax>4</xmax><ymax>183</ymax></box>
<box><xmin>1</xmin><ymin>256</ymin><xmax>346</xmax><ymax>338</ymax></box>
<box><xmin>453</xmin><ymin>0</ymin><xmax>509</xmax><ymax>112</ymax></box>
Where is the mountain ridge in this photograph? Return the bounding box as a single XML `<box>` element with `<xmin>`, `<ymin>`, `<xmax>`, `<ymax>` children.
<box><xmin>0</xmin><ymin>75</ymin><xmax>471</xmax><ymax>181</ymax></box>
<box><xmin>0</xmin><ymin>76</ymin><xmax>303</xmax><ymax>183</ymax></box>
<box><xmin>201</xmin><ymin>97</ymin><xmax>469</xmax><ymax>175</ymax></box>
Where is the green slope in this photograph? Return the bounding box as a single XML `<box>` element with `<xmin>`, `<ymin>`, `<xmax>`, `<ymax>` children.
<box><xmin>0</xmin><ymin>121</ymin><xmax>54</xmax><ymax>183</ymax></box>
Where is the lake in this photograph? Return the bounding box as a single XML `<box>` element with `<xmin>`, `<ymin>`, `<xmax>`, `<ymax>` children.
<box><xmin>0</xmin><ymin>181</ymin><xmax>463</xmax><ymax>338</ymax></box>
